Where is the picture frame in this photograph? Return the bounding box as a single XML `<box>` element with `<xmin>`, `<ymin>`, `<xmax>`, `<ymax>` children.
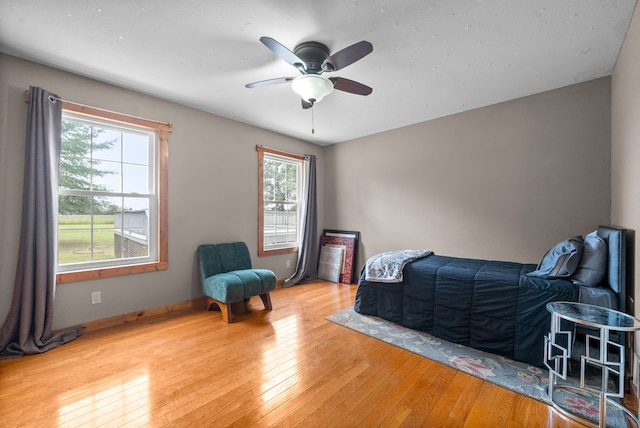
<box><xmin>317</xmin><ymin>245</ymin><xmax>344</xmax><ymax>283</ymax></box>
<box><xmin>319</xmin><ymin>229</ymin><xmax>360</xmax><ymax>284</ymax></box>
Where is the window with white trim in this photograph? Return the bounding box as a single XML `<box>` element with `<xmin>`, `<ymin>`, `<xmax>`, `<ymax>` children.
<box><xmin>56</xmin><ymin>104</ymin><xmax>170</xmax><ymax>283</ymax></box>
<box><xmin>257</xmin><ymin>146</ymin><xmax>304</xmax><ymax>256</ymax></box>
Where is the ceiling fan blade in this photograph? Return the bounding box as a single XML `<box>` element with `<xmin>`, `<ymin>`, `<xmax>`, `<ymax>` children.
<box><xmin>330</xmin><ymin>77</ymin><xmax>373</xmax><ymax>96</ymax></box>
<box><xmin>322</xmin><ymin>41</ymin><xmax>373</xmax><ymax>72</ymax></box>
<box><xmin>301</xmin><ymin>99</ymin><xmax>313</xmax><ymax>109</ymax></box>
<box><xmin>260</xmin><ymin>37</ymin><xmax>306</xmax><ymax>71</ymax></box>
<box><xmin>245</xmin><ymin>77</ymin><xmax>293</xmax><ymax>88</ymax></box>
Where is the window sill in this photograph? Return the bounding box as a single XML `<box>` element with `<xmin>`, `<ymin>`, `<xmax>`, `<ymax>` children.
<box><xmin>258</xmin><ymin>246</ymin><xmax>299</xmax><ymax>257</ymax></box>
<box><xmin>57</xmin><ymin>261</ymin><xmax>168</xmax><ymax>283</ymax></box>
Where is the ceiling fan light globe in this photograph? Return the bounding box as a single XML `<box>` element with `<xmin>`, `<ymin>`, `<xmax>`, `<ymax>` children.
<box><xmin>291</xmin><ymin>75</ymin><xmax>334</xmax><ymax>104</ymax></box>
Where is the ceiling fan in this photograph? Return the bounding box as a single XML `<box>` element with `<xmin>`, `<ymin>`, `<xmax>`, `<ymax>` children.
<box><xmin>245</xmin><ymin>37</ymin><xmax>373</xmax><ymax>109</ymax></box>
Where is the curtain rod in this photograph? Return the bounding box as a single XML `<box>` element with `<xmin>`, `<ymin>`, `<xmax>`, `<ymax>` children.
<box><xmin>24</xmin><ymin>89</ymin><xmax>67</xmax><ymax>105</ymax></box>
<box><xmin>23</xmin><ymin>89</ymin><xmax>173</xmax><ymax>129</ymax></box>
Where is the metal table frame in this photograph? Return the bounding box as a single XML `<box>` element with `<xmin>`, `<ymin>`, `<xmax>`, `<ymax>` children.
<box><xmin>545</xmin><ymin>302</ymin><xmax>640</xmax><ymax>428</ymax></box>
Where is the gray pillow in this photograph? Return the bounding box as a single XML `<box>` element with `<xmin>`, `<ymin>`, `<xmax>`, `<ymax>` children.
<box><xmin>528</xmin><ymin>236</ymin><xmax>584</xmax><ymax>278</ymax></box>
<box><xmin>570</xmin><ymin>231</ymin><xmax>607</xmax><ymax>287</ymax></box>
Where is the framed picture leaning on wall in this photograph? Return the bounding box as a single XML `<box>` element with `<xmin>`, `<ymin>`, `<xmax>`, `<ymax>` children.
<box><xmin>319</xmin><ymin>230</ymin><xmax>360</xmax><ymax>284</ymax></box>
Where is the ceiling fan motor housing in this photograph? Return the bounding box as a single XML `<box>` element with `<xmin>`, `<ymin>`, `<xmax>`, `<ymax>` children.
<box><xmin>294</xmin><ymin>42</ymin><xmax>331</xmax><ymax>74</ymax></box>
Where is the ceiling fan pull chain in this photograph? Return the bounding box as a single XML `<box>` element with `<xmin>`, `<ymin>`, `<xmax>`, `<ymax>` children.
<box><xmin>311</xmin><ymin>104</ymin><xmax>315</xmax><ymax>134</ymax></box>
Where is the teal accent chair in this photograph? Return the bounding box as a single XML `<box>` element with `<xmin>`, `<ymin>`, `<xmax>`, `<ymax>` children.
<box><xmin>197</xmin><ymin>242</ymin><xmax>276</xmax><ymax>322</ymax></box>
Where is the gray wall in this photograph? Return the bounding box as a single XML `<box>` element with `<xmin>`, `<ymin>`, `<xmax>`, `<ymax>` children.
<box><xmin>0</xmin><ymin>50</ymin><xmax>617</xmax><ymax>331</ymax></box>
<box><xmin>0</xmin><ymin>53</ymin><xmax>324</xmax><ymax>329</ymax></box>
<box><xmin>326</xmin><ymin>78</ymin><xmax>612</xmax><ymax>270</ymax></box>
<box><xmin>612</xmin><ymin>5</ymin><xmax>640</xmax><ymax>317</ymax></box>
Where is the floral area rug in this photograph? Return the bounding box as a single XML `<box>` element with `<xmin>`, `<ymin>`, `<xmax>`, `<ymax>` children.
<box><xmin>327</xmin><ymin>307</ymin><xmax>633</xmax><ymax>427</ymax></box>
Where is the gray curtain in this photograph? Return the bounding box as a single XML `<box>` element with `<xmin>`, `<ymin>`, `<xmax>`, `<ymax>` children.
<box><xmin>0</xmin><ymin>87</ymin><xmax>82</xmax><ymax>358</ymax></box>
<box><xmin>284</xmin><ymin>154</ymin><xmax>318</xmax><ymax>286</ymax></box>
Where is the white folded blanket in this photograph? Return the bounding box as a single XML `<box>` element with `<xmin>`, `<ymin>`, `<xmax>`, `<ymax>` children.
<box><xmin>364</xmin><ymin>249</ymin><xmax>433</xmax><ymax>283</ymax></box>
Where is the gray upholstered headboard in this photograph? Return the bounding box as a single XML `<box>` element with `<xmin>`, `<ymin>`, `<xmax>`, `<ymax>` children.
<box><xmin>596</xmin><ymin>225</ymin><xmax>628</xmax><ymax>313</ymax></box>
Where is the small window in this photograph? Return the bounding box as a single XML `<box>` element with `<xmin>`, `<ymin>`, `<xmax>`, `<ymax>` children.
<box><xmin>257</xmin><ymin>146</ymin><xmax>304</xmax><ymax>256</ymax></box>
<box><xmin>57</xmin><ymin>104</ymin><xmax>171</xmax><ymax>283</ymax></box>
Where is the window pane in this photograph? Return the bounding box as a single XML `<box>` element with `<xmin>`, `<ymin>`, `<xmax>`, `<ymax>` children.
<box><xmin>92</xmin><ymin>128</ymin><xmax>121</xmax><ymax>162</ymax></box>
<box><xmin>124</xmin><ymin>197</ymin><xmax>149</xmax><ymax>212</ymax></box>
<box><xmin>286</xmin><ymin>163</ymin><xmax>297</xmax><ymax>183</ymax></box>
<box><xmin>60</xmin><ymin>120</ymin><xmax>93</xmax><ymax>191</ymax></box>
<box><xmin>57</xmin><ymin>195</ymin><xmax>152</xmax><ymax>265</ymax></box>
<box><xmin>92</xmin><ymin>228</ymin><xmax>118</xmax><ymax>262</ymax></box>
<box><xmin>59</xmin><ymin>155</ymin><xmax>92</xmax><ymax>191</ymax></box>
<box><xmin>94</xmin><ymin>213</ymin><xmax>115</xmax><ymax>230</ymax></box>
<box><xmin>95</xmin><ymin>195</ymin><xmax>122</xmax><ymax>216</ymax></box>
<box><xmin>59</xmin><ymin>194</ymin><xmax>91</xmax><ymax>216</ymax></box>
<box><xmin>285</xmin><ymin>182</ymin><xmax>297</xmax><ymax>202</ymax></box>
<box><xmin>57</xmin><ymin>219</ymin><xmax>117</xmax><ymax>264</ymax></box>
<box><xmin>264</xmin><ymin>181</ymin><xmax>274</xmax><ymax>202</ymax></box>
<box><xmin>58</xmin><ymin>196</ymin><xmax>119</xmax><ymax>265</ymax></box>
<box><xmin>58</xmin><ymin>228</ymin><xmax>92</xmax><ymax>264</ymax></box>
<box><xmin>123</xmin><ymin>164</ymin><xmax>148</xmax><ymax>194</ymax></box>
<box><xmin>276</xmin><ymin>163</ymin><xmax>287</xmax><ymax>182</ymax></box>
<box><xmin>123</xmin><ymin>133</ymin><xmax>149</xmax><ymax>165</ymax></box>
<box><xmin>122</xmin><ymin>198</ymin><xmax>149</xmax><ymax>257</ymax></box>
<box><xmin>61</xmin><ymin>120</ymin><xmax>91</xmax><ymax>159</ymax></box>
<box><xmin>263</xmin><ymin>159</ymin><xmax>275</xmax><ymax>202</ymax></box>
<box><xmin>117</xmin><ymin>198</ymin><xmax>150</xmax><ymax>259</ymax></box>
<box><xmin>92</xmin><ymin>160</ymin><xmax>121</xmax><ymax>192</ymax></box>
<box><xmin>266</xmin><ymin>203</ymin><xmax>298</xmax><ymax>245</ymax></box>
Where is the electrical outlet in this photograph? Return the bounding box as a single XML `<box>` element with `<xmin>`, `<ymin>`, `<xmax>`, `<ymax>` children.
<box><xmin>286</xmin><ymin>259</ymin><xmax>291</xmax><ymax>268</ymax></box>
<box><xmin>91</xmin><ymin>291</ymin><xmax>101</xmax><ymax>305</ymax></box>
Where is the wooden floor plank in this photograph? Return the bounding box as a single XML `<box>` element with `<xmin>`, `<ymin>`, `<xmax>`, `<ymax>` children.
<box><xmin>332</xmin><ymin>355</ymin><xmax>424</xmax><ymax>426</ymax></box>
<box><xmin>284</xmin><ymin>345</ymin><xmax>415</xmax><ymax>427</ymax></box>
<box><xmin>420</xmin><ymin>370</ymin><xmax>477</xmax><ymax>426</ymax></box>
<box><xmin>224</xmin><ymin>330</ymin><xmax>386</xmax><ymax>427</ymax></box>
<box><xmin>0</xmin><ymin>280</ymin><xmax>590</xmax><ymax>428</ymax></box>
<box><xmin>354</xmin><ymin>357</ymin><xmax>439</xmax><ymax>426</ymax></box>
<box><xmin>394</xmin><ymin>366</ymin><xmax>460</xmax><ymax>426</ymax></box>
<box><xmin>443</xmin><ymin>373</ymin><xmax>485</xmax><ymax>426</ymax></box>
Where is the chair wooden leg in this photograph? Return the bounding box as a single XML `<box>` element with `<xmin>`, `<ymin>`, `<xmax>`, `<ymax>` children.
<box><xmin>205</xmin><ymin>296</ymin><xmax>234</xmax><ymax>323</ymax></box>
<box><xmin>206</xmin><ymin>294</ymin><xmax>271</xmax><ymax>322</ymax></box>
<box><xmin>220</xmin><ymin>302</ymin><xmax>233</xmax><ymax>323</ymax></box>
<box><xmin>259</xmin><ymin>292</ymin><xmax>272</xmax><ymax>311</ymax></box>
<box><xmin>205</xmin><ymin>296</ymin><xmax>218</xmax><ymax>312</ymax></box>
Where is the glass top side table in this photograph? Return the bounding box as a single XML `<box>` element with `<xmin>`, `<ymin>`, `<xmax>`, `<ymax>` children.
<box><xmin>545</xmin><ymin>302</ymin><xmax>640</xmax><ymax>428</ymax></box>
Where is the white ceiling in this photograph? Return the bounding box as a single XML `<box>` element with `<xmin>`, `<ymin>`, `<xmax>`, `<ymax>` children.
<box><xmin>0</xmin><ymin>1</ymin><xmax>637</xmax><ymax>145</ymax></box>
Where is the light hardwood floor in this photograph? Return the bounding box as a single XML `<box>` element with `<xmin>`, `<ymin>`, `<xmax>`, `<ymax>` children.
<box><xmin>0</xmin><ymin>280</ymin><xmax>588</xmax><ymax>427</ymax></box>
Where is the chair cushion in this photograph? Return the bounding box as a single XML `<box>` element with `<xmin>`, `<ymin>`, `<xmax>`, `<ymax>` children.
<box><xmin>203</xmin><ymin>269</ymin><xmax>276</xmax><ymax>302</ymax></box>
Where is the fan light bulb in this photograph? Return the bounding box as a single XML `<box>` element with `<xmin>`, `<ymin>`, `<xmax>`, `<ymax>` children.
<box><xmin>291</xmin><ymin>74</ymin><xmax>334</xmax><ymax>104</ymax></box>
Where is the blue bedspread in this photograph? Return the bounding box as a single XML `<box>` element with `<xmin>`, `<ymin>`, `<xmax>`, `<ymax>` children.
<box><xmin>355</xmin><ymin>255</ymin><xmax>579</xmax><ymax>367</ymax></box>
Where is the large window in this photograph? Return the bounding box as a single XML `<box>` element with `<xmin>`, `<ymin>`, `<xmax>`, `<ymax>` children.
<box><xmin>257</xmin><ymin>146</ymin><xmax>304</xmax><ymax>256</ymax></box>
<box><xmin>56</xmin><ymin>103</ymin><xmax>171</xmax><ymax>283</ymax></box>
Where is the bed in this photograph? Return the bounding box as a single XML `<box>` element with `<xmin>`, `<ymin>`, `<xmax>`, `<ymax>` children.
<box><xmin>354</xmin><ymin>225</ymin><xmax>628</xmax><ymax>367</ymax></box>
